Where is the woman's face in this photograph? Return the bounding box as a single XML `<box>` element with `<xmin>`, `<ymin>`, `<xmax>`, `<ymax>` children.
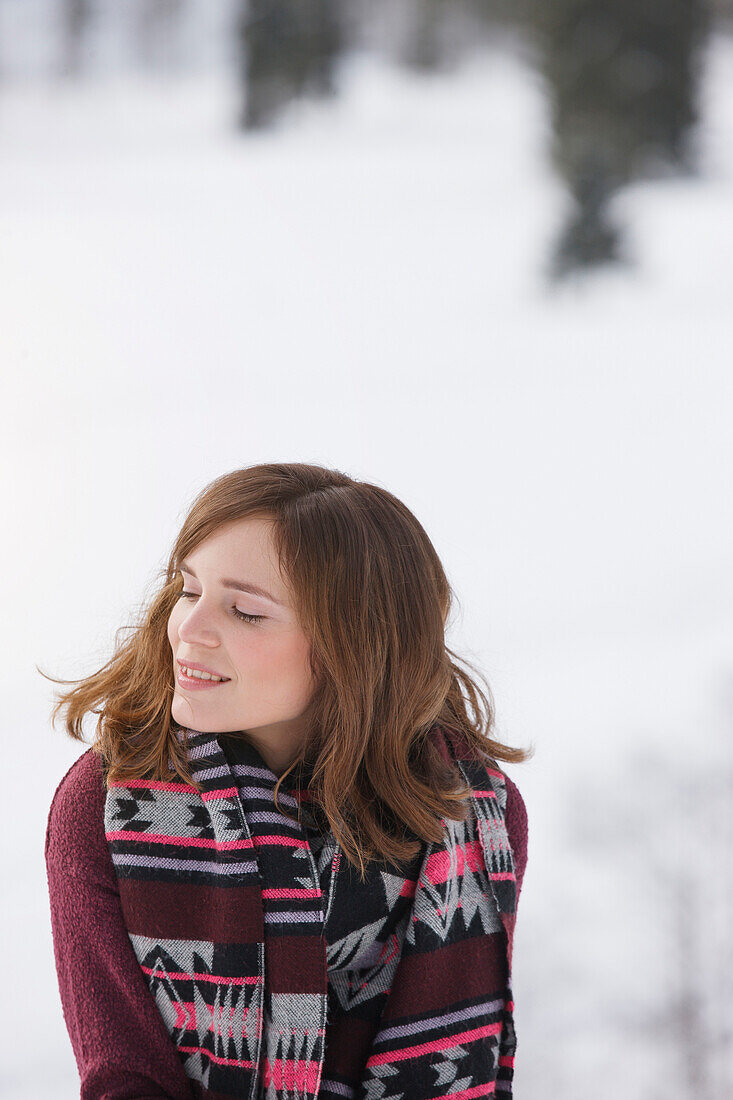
<box><xmin>167</xmin><ymin>516</ymin><xmax>316</xmax><ymax>765</ymax></box>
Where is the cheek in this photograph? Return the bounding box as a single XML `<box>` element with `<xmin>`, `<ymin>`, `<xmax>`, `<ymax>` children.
<box><xmin>278</xmin><ymin>633</ymin><xmax>314</xmax><ymax>687</ymax></box>
<box><xmin>232</xmin><ymin>633</ymin><xmax>301</xmax><ymax>680</ymax></box>
<box><xmin>230</xmin><ymin>634</ymin><xmax>269</xmax><ymax>674</ymax></box>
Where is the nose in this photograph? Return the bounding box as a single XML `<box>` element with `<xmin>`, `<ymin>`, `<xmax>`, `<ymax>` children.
<box><xmin>176</xmin><ymin>600</ymin><xmax>220</xmax><ymax>646</ymax></box>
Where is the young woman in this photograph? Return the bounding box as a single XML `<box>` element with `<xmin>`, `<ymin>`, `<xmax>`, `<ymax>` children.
<box><xmin>44</xmin><ymin>462</ymin><xmax>532</xmax><ymax>1100</ymax></box>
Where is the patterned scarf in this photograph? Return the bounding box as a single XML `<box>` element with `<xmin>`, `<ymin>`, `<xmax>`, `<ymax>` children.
<box><xmin>104</xmin><ymin>723</ymin><xmax>518</xmax><ymax>1099</ymax></box>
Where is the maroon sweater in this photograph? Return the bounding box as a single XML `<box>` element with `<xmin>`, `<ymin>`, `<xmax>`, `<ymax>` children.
<box><xmin>45</xmin><ymin>747</ymin><xmax>529</xmax><ymax>1100</ymax></box>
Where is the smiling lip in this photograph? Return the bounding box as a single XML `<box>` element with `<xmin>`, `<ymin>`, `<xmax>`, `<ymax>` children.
<box><xmin>177</xmin><ymin>659</ymin><xmax>231</xmax><ymax>680</ymax></box>
<box><xmin>177</xmin><ymin>668</ymin><xmax>229</xmax><ymax>691</ymax></box>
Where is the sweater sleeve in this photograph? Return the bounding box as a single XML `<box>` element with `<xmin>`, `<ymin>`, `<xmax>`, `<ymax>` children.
<box><xmin>44</xmin><ymin>748</ymin><xmax>195</xmax><ymax>1100</ymax></box>
<box><xmin>502</xmin><ymin>773</ymin><xmax>528</xmax><ymax>905</ymax></box>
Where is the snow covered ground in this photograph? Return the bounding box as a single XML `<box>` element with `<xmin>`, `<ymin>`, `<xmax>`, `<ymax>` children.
<box><xmin>2</xmin><ymin>27</ymin><xmax>732</xmax><ymax>1100</ymax></box>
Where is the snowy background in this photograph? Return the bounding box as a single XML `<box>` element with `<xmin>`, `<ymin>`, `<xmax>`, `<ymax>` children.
<box><xmin>2</xmin><ymin>1</ymin><xmax>732</xmax><ymax>1097</ymax></box>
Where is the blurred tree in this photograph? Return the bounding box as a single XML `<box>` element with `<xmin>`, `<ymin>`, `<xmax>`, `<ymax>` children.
<box><xmin>236</xmin><ymin>0</ymin><xmax>344</xmax><ymax>129</ymax></box>
<box><xmin>400</xmin><ymin>0</ymin><xmax>449</xmax><ymax>71</ymax></box>
<box><xmin>133</xmin><ymin>0</ymin><xmax>186</xmax><ymax>72</ymax></box>
<box><xmin>7</xmin><ymin>0</ymin><xmax>729</xmax><ymax>292</ymax></box>
<box><xmin>60</xmin><ymin>0</ymin><xmax>92</xmax><ymax>78</ymax></box>
<box><xmin>521</xmin><ymin>0</ymin><xmax>711</xmax><ymax>279</ymax></box>
<box><xmin>389</xmin><ymin>0</ymin><xmax>529</xmax><ymax>73</ymax></box>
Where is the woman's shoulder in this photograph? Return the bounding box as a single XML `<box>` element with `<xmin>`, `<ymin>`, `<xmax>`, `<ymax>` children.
<box><xmin>501</xmin><ymin>770</ymin><xmax>529</xmax><ymax>897</ymax></box>
<box><xmin>45</xmin><ymin>747</ymin><xmax>111</xmax><ymax>881</ymax></box>
<box><xmin>502</xmin><ymin>771</ymin><xmax>527</xmax><ymax>833</ymax></box>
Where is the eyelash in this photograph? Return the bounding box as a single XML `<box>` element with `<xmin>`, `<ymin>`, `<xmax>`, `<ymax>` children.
<box><xmin>178</xmin><ymin>591</ymin><xmax>264</xmax><ymax>624</ymax></box>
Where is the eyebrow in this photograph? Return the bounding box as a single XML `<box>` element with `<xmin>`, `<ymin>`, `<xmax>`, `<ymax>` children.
<box><xmin>179</xmin><ymin>561</ymin><xmax>285</xmax><ymax>606</ymax></box>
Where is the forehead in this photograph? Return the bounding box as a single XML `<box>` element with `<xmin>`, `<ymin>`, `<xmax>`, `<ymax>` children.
<box><xmin>190</xmin><ymin>518</ymin><xmax>274</xmax><ymax>555</ymax></box>
<box><xmin>180</xmin><ymin>519</ymin><xmax>288</xmax><ymax>603</ymax></box>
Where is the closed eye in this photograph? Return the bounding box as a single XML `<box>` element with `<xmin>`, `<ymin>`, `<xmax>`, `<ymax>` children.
<box><xmin>178</xmin><ymin>591</ymin><xmax>265</xmax><ymax>624</ymax></box>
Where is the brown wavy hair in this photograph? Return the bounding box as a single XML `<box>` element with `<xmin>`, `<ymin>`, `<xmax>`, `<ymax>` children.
<box><xmin>41</xmin><ymin>462</ymin><xmax>534</xmax><ymax>881</ymax></box>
